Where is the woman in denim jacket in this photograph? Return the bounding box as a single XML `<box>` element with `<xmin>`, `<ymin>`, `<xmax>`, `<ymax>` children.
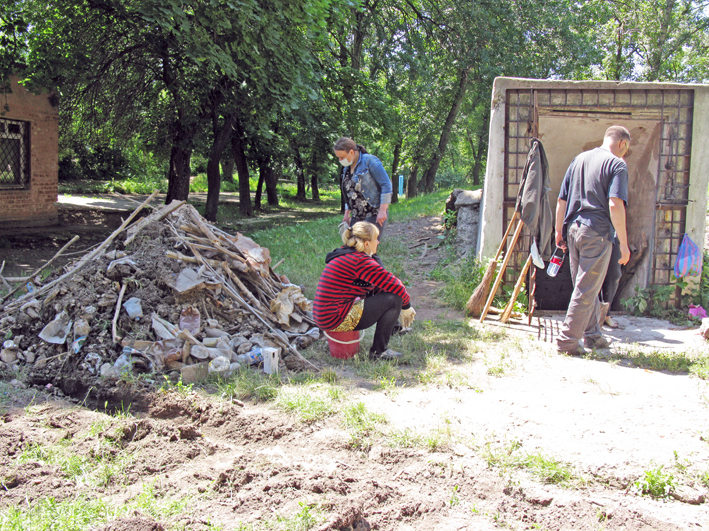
<box><xmin>334</xmin><ymin>137</ymin><xmax>393</xmax><ymax>240</ymax></box>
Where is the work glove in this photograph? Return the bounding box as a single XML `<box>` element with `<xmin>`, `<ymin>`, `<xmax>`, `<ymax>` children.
<box><xmin>399</xmin><ymin>307</ymin><xmax>416</xmax><ymax>328</ymax></box>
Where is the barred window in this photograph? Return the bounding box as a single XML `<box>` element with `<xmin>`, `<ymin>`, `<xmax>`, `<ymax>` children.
<box><xmin>0</xmin><ymin>118</ymin><xmax>30</xmax><ymax>189</ymax></box>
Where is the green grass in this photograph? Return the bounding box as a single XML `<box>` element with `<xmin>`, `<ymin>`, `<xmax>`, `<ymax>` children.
<box><xmin>0</xmin><ymin>481</ymin><xmax>199</xmax><ymax>531</ymax></box>
<box><xmin>342</xmin><ymin>401</ymin><xmax>387</xmax><ymax>450</ymax></box>
<box><xmin>274</xmin><ymin>383</ymin><xmax>344</xmax><ymax>422</ymax></box>
<box><xmin>18</xmin><ymin>437</ymin><xmax>131</xmax><ymax>488</ymax></box>
<box><xmin>480</xmin><ymin>438</ymin><xmax>583</xmax><ymax>487</ymax></box>
<box><xmin>633</xmin><ymin>465</ymin><xmax>676</xmax><ymax>498</ymax></box>
<box><xmin>584</xmin><ymin>344</ymin><xmax>709</xmax><ymax>379</ymax></box>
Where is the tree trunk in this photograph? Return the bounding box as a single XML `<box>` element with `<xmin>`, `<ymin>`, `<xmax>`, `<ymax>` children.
<box><xmin>205</xmin><ymin>112</ymin><xmax>236</xmax><ymax>222</ymax></box>
<box><xmin>221</xmin><ymin>158</ymin><xmax>235</xmax><ymax>184</ymax></box>
<box><xmin>260</xmin><ymin>156</ymin><xmax>279</xmax><ymax>206</ymax></box>
<box><xmin>165</xmin><ymin>139</ymin><xmax>192</xmax><ymax>203</ymax></box>
<box><xmin>391</xmin><ymin>136</ymin><xmax>402</xmax><ymax>204</ymax></box>
<box><xmin>469</xmin><ymin>108</ymin><xmax>489</xmax><ymax>186</ymax></box>
<box><xmin>406</xmin><ymin>165</ymin><xmax>418</xmax><ymax>199</ymax></box>
<box><xmin>231</xmin><ymin>120</ymin><xmax>252</xmax><ymax>217</ymax></box>
<box><xmin>309</xmin><ymin>150</ymin><xmax>320</xmax><ymax>201</ymax></box>
<box><xmin>292</xmin><ymin>144</ymin><xmax>307</xmax><ymax>201</ymax></box>
<box><xmin>255</xmin><ymin>168</ymin><xmax>264</xmax><ymax>211</ymax></box>
<box><xmin>423</xmin><ymin>66</ymin><xmax>471</xmax><ymax>193</ymax></box>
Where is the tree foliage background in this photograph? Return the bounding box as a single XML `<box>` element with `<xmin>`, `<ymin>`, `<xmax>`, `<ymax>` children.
<box><xmin>1</xmin><ymin>0</ymin><xmax>708</xmax><ymax>220</ymax></box>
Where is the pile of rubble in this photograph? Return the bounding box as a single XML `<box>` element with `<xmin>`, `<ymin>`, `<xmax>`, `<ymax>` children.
<box><xmin>0</xmin><ymin>194</ymin><xmax>321</xmax><ymax>394</ymax></box>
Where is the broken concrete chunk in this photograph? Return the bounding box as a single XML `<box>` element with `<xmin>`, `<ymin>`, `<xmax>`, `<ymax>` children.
<box><xmin>172</xmin><ymin>268</ymin><xmax>205</xmax><ymax>293</ymax></box>
<box><xmin>74</xmin><ymin>318</ymin><xmax>90</xmax><ymax>339</ymax></box>
<box><xmin>189</xmin><ymin>344</ymin><xmax>211</xmax><ymax>360</ymax></box>
<box><xmin>0</xmin><ymin>348</ymin><xmax>17</xmax><ymax>364</ymax></box>
<box><xmin>152</xmin><ymin>314</ymin><xmax>178</xmax><ymax>340</ymax></box>
<box><xmin>20</xmin><ymin>299</ymin><xmax>41</xmax><ymax>319</ymax></box>
<box><xmin>205</xmin><ymin>328</ymin><xmax>230</xmax><ymax>339</ymax></box>
<box><xmin>180</xmin><ymin>361</ymin><xmax>209</xmax><ymax>384</ymax></box>
<box><xmin>208</xmin><ymin>356</ymin><xmax>231</xmax><ymax>376</ymax></box>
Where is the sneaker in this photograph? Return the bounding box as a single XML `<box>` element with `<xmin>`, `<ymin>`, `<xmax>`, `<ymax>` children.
<box><xmin>584</xmin><ymin>336</ymin><xmax>611</xmax><ymax>349</ymax></box>
<box><xmin>369</xmin><ymin>349</ymin><xmax>403</xmax><ymax>361</ymax></box>
<box><xmin>558</xmin><ymin>346</ymin><xmax>586</xmax><ymax>357</ymax></box>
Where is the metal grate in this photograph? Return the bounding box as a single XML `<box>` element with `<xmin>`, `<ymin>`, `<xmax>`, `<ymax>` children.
<box><xmin>503</xmin><ymin>88</ymin><xmax>694</xmax><ymax>307</ymax></box>
<box><xmin>0</xmin><ymin>118</ymin><xmax>30</xmax><ymax>189</ymax></box>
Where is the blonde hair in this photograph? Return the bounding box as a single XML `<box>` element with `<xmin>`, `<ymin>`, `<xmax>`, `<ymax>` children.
<box><xmin>342</xmin><ymin>221</ymin><xmax>379</xmax><ymax>252</ymax></box>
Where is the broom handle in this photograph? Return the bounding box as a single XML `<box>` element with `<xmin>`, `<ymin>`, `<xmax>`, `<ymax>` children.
<box><xmin>500</xmin><ymin>254</ymin><xmax>533</xmax><ymax>324</ymax></box>
<box><xmin>479</xmin><ymin>219</ymin><xmax>525</xmax><ymax>323</ymax></box>
<box><xmin>494</xmin><ymin>210</ymin><xmax>520</xmax><ymax>261</ymax></box>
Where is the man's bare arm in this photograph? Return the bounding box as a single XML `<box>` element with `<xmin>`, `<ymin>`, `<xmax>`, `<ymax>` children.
<box><xmin>555</xmin><ymin>198</ymin><xmax>567</xmax><ymax>250</ymax></box>
<box><xmin>609</xmin><ymin>197</ymin><xmax>630</xmax><ymax>265</ymax></box>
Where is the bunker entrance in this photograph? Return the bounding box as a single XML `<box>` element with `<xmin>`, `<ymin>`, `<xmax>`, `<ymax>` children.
<box><xmin>502</xmin><ymin>88</ymin><xmax>694</xmax><ymax>311</ymax></box>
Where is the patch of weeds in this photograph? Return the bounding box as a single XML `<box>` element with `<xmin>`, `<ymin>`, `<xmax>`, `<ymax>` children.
<box><xmin>633</xmin><ymin>465</ymin><xmax>676</xmax><ymax>498</ymax></box>
<box><xmin>388</xmin><ymin>427</ymin><xmax>424</xmax><ymax>448</ymax></box>
<box><xmin>586</xmin><ymin>344</ymin><xmax>709</xmax><ymax>378</ymax></box>
<box><xmin>351</xmin><ymin>355</ymin><xmax>399</xmax><ymax>381</ymax></box>
<box><xmin>273</xmin><ymin>502</ymin><xmax>324</xmax><ymax>531</ymax></box>
<box><xmin>216</xmin><ymin>369</ymin><xmax>280</xmax><ymax>402</ymax></box>
<box><xmin>160</xmin><ymin>374</ymin><xmax>194</xmax><ymax>396</ymax></box>
<box><xmin>416</xmin><ymin>352</ymin><xmax>447</xmax><ymax>385</ymax></box>
<box><xmin>485</xmin><ymin>348</ymin><xmax>515</xmax><ymax>377</ymax></box>
<box><xmin>342</xmin><ymin>401</ymin><xmax>387</xmax><ymax>450</ymax></box>
<box><xmin>698</xmin><ymin>469</ymin><xmax>709</xmax><ymax>489</ymax></box>
<box><xmin>522</xmin><ymin>452</ymin><xmax>577</xmax><ymax>486</ymax></box>
<box><xmin>18</xmin><ymin>438</ymin><xmax>131</xmax><ymax>488</ymax></box>
<box><xmin>481</xmin><ymin>438</ymin><xmax>522</xmax><ymax>473</ymax></box>
<box><xmin>672</xmin><ymin>450</ymin><xmax>692</xmax><ymax>475</ymax></box>
<box><xmin>449</xmin><ymin>485</ymin><xmax>461</xmax><ymax>507</ymax></box>
<box><xmin>377</xmin><ymin>376</ymin><xmax>400</xmax><ymax>396</ymax></box>
<box><xmin>319</xmin><ymin>367</ymin><xmax>338</xmax><ymax>383</ymax></box>
<box><xmin>109</xmin><ymin>401</ymin><xmax>134</xmax><ymax>419</ymax></box>
<box><xmin>274</xmin><ymin>383</ymin><xmax>341</xmax><ymax>423</ymax></box>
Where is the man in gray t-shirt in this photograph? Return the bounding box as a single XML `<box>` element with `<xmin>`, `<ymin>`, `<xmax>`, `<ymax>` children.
<box><xmin>555</xmin><ymin>126</ymin><xmax>631</xmax><ymax>355</ymax></box>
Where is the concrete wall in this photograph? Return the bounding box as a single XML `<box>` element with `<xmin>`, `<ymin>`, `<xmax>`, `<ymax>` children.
<box><xmin>478</xmin><ymin>77</ymin><xmax>709</xmax><ymax>294</ymax></box>
<box><xmin>0</xmin><ymin>77</ymin><xmax>59</xmax><ymax>227</ymax></box>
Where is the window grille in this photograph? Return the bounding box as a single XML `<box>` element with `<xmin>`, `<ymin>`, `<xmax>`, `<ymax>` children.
<box><xmin>0</xmin><ymin>118</ymin><xmax>30</xmax><ymax>189</ymax></box>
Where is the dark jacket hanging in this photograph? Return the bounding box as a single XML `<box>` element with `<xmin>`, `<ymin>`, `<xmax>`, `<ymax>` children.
<box><xmin>515</xmin><ymin>138</ymin><xmax>554</xmax><ymax>260</ymax></box>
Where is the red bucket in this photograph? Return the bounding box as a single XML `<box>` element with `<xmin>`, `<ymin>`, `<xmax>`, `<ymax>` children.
<box><xmin>323</xmin><ymin>330</ymin><xmax>361</xmax><ymax>359</ymax></box>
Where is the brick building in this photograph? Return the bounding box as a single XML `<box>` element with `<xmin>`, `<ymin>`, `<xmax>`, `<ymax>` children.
<box><xmin>0</xmin><ymin>76</ymin><xmax>59</xmax><ymax>227</ymax></box>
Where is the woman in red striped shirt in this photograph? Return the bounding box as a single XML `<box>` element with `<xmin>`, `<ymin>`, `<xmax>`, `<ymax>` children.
<box><xmin>313</xmin><ymin>222</ymin><xmax>415</xmax><ymax>360</ymax></box>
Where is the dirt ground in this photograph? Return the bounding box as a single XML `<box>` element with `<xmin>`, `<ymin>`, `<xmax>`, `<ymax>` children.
<box><xmin>0</xmin><ymin>207</ymin><xmax>708</xmax><ymax>530</ymax></box>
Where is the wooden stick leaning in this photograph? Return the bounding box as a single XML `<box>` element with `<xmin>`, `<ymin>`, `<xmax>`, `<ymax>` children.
<box><xmin>1</xmin><ymin>235</ymin><xmax>80</xmax><ymax>304</ymax></box>
<box><xmin>112</xmin><ymin>283</ymin><xmax>127</xmax><ymax>344</ymax></box>
<box><xmin>500</xmin><ymin>254</ymin><xmax>533</xmax><ymax>324</ymax></box>
<box><xmin>466</xmin><ymin>210</ymin><xmax>520</xmax><ymax>316</ymax></box>
<box><xmin>2</xmin><ymin>190</ymin><xmax>159</xmax><ymax>314</ymax></box>
<box><xmin>479</xmin><ymin>218</ymin><xmax>526</xmax><ymax>323</ymax></box>
<box><xmin>0</xmin><ymin>261</ymin><xmax>10</xmax><ymax>292</ymax></box>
